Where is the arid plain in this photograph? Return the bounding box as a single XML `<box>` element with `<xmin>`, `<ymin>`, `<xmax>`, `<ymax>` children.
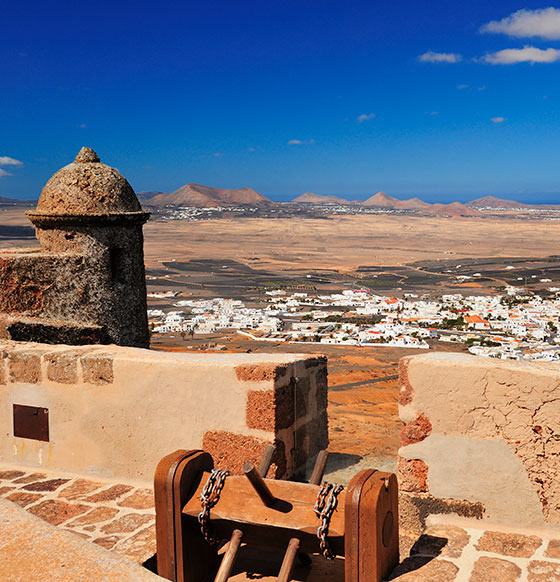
<box><xmin>142</xmin><ymin>213</ymin><xmax>559</xmax><ymax>270</ymax></box>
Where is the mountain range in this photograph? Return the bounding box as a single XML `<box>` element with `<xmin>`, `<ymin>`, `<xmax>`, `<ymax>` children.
<box><xmin>295</xmin><ymin>191</ymin><xmax>482</xmax><ymax>216</ymax></box>
<box><xmin>2</xmin><ymin>184</ymin><xmax>556</xmax><ymax>214</ymax></box>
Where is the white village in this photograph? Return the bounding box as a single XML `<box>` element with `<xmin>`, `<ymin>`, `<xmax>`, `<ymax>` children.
<box><xmin>148</xmin><ymin>285</ymin><xmax>560</xmax><ymax>361</ymax></box>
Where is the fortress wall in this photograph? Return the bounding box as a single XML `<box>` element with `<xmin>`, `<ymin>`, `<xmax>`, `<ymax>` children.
<box><xmin>398</xmin><ymin>352</ymin><xmax>560</xmax><ymax>528</ymax></box>
<box><xmin>0</xmin><ymin>341</ymin><xmax>328</xmax><ymax>483</ymax></box>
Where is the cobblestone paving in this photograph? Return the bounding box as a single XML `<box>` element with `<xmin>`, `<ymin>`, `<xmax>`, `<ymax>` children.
<box><xmin>3</xmin><ymin>466</ymin><xmax>560</xmax><ymax>580</ymax></box>
<box><xmin>0</xmin><ymin>467</ymin><xmax>156</xmax><ymax>565</ymax></box>
<box><xmin>391</xmin><ymin>520</ymin><xmax>560</xmax><ymax>581</ymax></box>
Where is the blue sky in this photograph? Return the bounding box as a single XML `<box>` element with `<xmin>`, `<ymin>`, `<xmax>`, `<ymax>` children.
<box><xmin>1</xmin><ymin>1</ymin><xmax>560</xmax><ymax>202</ymax></box>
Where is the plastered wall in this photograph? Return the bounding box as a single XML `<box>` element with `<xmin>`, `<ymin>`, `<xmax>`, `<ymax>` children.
<box><xmin>0</xmin><ymin>342</ymin><xmax>328</xmax><ymax>483</ymax></box>
<box><xmin>398</xmin><ymin>352</ymin><xmax>560</xmax><ymax>526</ymax></box>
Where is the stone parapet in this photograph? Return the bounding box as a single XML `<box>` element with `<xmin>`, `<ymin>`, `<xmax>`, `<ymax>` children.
<box><xmin>398</xmin><ymin>353</ymin><xmax>560</xmax><ymax>527</ymax></box>
<box><xmin>0</xmin><ymin>341</ymin><xmax>328</xmax><ymax>483</ymax></box>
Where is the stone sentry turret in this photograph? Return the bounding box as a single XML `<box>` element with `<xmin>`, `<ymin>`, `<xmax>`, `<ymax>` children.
<box><xmin>0</xmin><ymin>147</ymin><xmax>150</xmax><ymax>347</ymax></box>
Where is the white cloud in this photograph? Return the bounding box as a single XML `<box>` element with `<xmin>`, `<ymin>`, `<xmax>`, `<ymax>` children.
<box><xmin>491</xmin><ymin>117</ymin><xmax>506</xmax><ymax>123</ymax></box>
<box><xmin>481</xmin><ymin>8</ymin><xmax>560</xmax><ymax>40</ymax></box>
<box><xmin>418</xmin><ymin>51</ymin><xmax>462</xmax><ymax>63</ymax></box>
<box><xmin>77</xmin><ymin>123</ymin><xmax>87</xmax><ymax>129</ymax></box>
<box><xmin>0</xmin><ymin>156</ymin><xmax>23</xmax><ymax>166</ymax></box>
<box><xmin>357</xmin><ymin>113</ymin><xmax>376</xmax><ymax>123</ymax></box>
<box><xmin>457</xmin><ymin>84</ymin><xmax>470</xmax><ymax>90</ymax></box>
<box><xmin>213</xmin><ymin>152</ymin><xmax>224</xmax><ymax>157</ymax></box>
<box><xmin>483</xmin><ymin>46</ymin><xmax>560</xmax><ymax>64</ymax></box>
<box><xmin>0</xmin><ymin>169</ymin><xmax>12</xmax><ymax>177</ymax></box>
<box><xmin>288</xmin><ymin>139</ymin><xmax>315</xmax><ymax>145</ymax></box>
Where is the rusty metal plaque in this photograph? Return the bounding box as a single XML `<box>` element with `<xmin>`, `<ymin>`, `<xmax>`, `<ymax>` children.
<box><xmin>13</xmin><ymin>404</ymin><xmax>49</xmax><ymax>442</ymax></box>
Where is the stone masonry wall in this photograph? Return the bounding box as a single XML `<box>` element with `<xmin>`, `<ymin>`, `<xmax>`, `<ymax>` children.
<box><xmin>0</xmin><ymin>341</ymin><xmax>328</xmax><ymax>483</ymax></box>
<box><xmin>398</xmin><ymin>352</ymin><xmax>560</xmax><ymax>527</ymax></box>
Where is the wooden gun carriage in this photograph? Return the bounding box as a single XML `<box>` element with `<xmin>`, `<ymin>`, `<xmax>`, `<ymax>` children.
<box><xmin>154</xmin><ymin>448</ymin><xmax>399</xmax><ymax>582</ymax></box>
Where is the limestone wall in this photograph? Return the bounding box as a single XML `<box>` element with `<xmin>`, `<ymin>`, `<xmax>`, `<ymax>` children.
<box><xmin>0</xmin><ymin>341</ymin><xmax>327</xmax><ymax>483</ymax></box>
<box><xmin>398</xmin><ymin>352</ymin><xmax>560</xmax><ymax>527</ymax></box>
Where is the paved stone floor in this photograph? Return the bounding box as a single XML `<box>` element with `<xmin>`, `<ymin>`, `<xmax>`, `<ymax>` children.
<box><xmin>0</xmin><ymin>467</ymin><xmax>157</xmax><ymax>565</ymax></box>
<box><xmin>392</xmin><ymin>517</ymin><xmax>560</xmax><ymax>581</ymax></box>
<box><xmin>2</xmin><ymin>466</ymin><xmax>560</xmax><ymax>580</ymax></box>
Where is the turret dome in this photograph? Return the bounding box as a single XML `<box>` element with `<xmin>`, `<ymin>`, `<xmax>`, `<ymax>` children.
<box><xmin>27</xmin><ymin>148</ymin><xmax>148</xmax><ymax>226</ymax></box>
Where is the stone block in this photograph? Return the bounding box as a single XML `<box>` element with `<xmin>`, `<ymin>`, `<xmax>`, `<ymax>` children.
<box><xmin>0</xmin><ymin>470</ymin><xmax>25</xmax><ymax>480</ymax></box>
<box><xmin>12</xmin><ymin>472</ymin><xmax>47</xmax><ymax>484</ymax></box>
<box><xmin>544</xmin><ymin>539</ymin><xmax>560</xmax><ymax>559</ymax></box>
<box><xmin>117</xmin><ymin>489</ymin><xmax>154</xmax><ymax>510</ymax></box>
<box><xmin>6</xmin><ymin>491</ymin><xmax>42</xmax><ymax>507</ymax></box>
<box><xmin>246</xmin><ymin>382</ymin><xmax>296</xmax><ymax>431</ymax></box>
<box><xmin>57</xmin><ymin>479</ymin><xmax>104</xmax><ymax>501</ymax></box>
<box><xmin>45</xmin><ymin>351</ymin><xmax>79</xmax><ymax>384</ymax></box>
<box><xmin>113</xmin><ymin>525</ymin><xmax>157</xmax><ymax>563</ymax></box>
<box><xmin>93</xmin><ymin>535</ymin><xmax>120</xmax><ymax>549</ymax></box>
<box><xmin>100</xmin><ymin>513</ymin><xmax>153</xmax><ymax>534</ymax></box>
<box><xmin>475</xmin><ymin>531</ymin><xmax>542</xmax><ymax>558</ymax></box>
<box><xmin>246</xmin><ymin>390</ymin><xmax>276</xmax><ymax>431</ymax></box>
<box><xmin>469</xmin><ymin>556</ymin><xmax>521</xmax><ymax>582</ymax></box>
<box><xmin>66</xmin><ymin>506</ymin><xmax>120</xmax><ymax>526</ymax></box>
<box><xmin>235</xmin><ymin>363</ymin><xmax>285</xmax><ymax>382</ymax></box>
<box><xmin>80</xmin><ymin>354</ymin><xmax>113</xmax><ymax>384</ymax></box>
<box><xmin>22</xmin><ymin>478</ymin><xmax>70</xmax><ymax>492</ymax></box>
<box><xmin>8</xmin><ymin>350</ymin><xmax>41</xmax><ymax>384</ymax></box>
<box><xmin>84</xmin><ymin>484</ymin><xmax>133</xmax><ymax>503</ymax></box>
<box><xmin>27</xmin><ymin>499</ymin><xmax>89</xmax><ymax>526</ymax></box>
<box><xmin>202</xmin><ymin>430</ymin><xmax>286</xmax><ymax>476</ymax></box>
<box><xmin>419</xmin><ymin>524</ymin><xmax>470</xmax><ymax>559</ymax></box>
<box><xmin>528</xmin><ymin>560</ymin><xmax>560</xmax><ymax>581</ymax></box>
<box><xmin>398</xmin><ymin>458</ymin><xmax>429</xmax><ymax>493</ymax></box>
<box><xmin>401</xmin><ymin>413</ymin><xmax>432</xmax><ymax>446</ymax></box>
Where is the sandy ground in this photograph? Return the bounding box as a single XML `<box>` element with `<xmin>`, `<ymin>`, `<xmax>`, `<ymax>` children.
<box><xmin>140</xmin><ymin>213</ymin><xmax>559</xmax><ymax>271</ymax></box>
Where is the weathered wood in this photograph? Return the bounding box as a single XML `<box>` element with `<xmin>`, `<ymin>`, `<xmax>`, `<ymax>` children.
<box><xmin>153</xmin><ymin>449</ymin><xmax>216</xmax><ymax>582</ymax></box>
<box><xmin>156</xmin><ymin>449</ymin><xmax>398</xmax><ymax>582</ymax></box>
<box><xmin>344</xmin><ymin>470</ymin><xmax>399</xmax><ymax>582</ymax></box>
<box><xmin>309</xmin><ymin>450</ymin><xmax>329</xmax><ymax>486</ymax></box>
<box><xmin>277</xmin><ymin>538</ymin><xmax>300</xmax><ymax>582</ymax></box>
<box><xmin>173</xmin><ymin>451</ymin><xmax>216</xmax><ymax>582</ymax></box>
<box><xmin>258</xmin><ymin>444</ymin><xmax>276</xmax><ymax>478</ymax></box>
<box><xmin>183</xmin><ymin>474</ymin><xmax>345</xmax><ymax>555</ymax></box>
<box><xmin>154</xmin><ymin>449</ymin><xmax>194</xmax><ymax>581</ymax></box>
<box><xmin>214</xmin><ymin>529</ymin><xmax>243</xmax><ymax>582</ymax></box>
<box><xmin>243</xmin><ymin>461</ymin><xmax>277</xmax><ymax>507</ymax></box>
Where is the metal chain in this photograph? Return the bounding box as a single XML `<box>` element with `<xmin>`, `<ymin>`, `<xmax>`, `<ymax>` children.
<box><xmin>198</xmin><ymin>469</ymin><xmax>230</xmax><ymax>545</ymax></box>
<box><xmin>313</xmin><ymin>481</ymin><xmax>344</xmax><ymax>559</ymax></box>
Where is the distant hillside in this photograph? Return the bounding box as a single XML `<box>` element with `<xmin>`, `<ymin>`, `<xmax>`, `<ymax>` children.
<box><xmin>401</xmin><ymin>197</ymin><xmax>432</xmax><ymax>210</ymax></box>
<box><xmin>137</xmin><ymin>191</ymin><xmax>166</xmax><ymax>202</ymax></box>
<box><xmin>430</xmin><ymin>202</ymin><xmax>482</xmax><ymax>217</ymax></box>
<box><xmin>466</xmin><ymin>196</ymin><xmax>529</xmax><ymax>209</ymax></box>
<box><xmin>292</xmin><ymin>192</ymin><xmax>356</xmax><ymax>205</ymax></box>
<box><xmin>0</xmin><ymin>195</ymin><xmax>35</xmax><ymax>206</ymax></box>
<box><xmin>362</xmin><ymin>192</ymin><xmax>432</xmax><ymax>210</ymax></box>
<box><xmin>150</xmin><ymin>183</ymin><xmax>273</xmax><ymax>207</ymax></box>
<box><xmin>362</xmin><ymin>192</ymin><xmax>404</xmax><ymax>208</ymax></box>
